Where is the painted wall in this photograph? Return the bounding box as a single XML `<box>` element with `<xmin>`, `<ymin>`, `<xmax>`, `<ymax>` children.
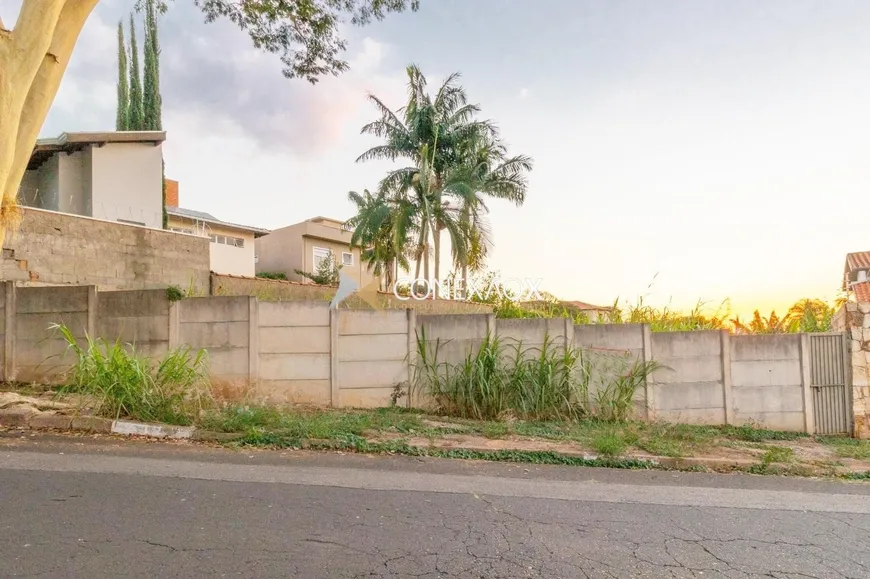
<box><xmin>20</xmin><ymin>143</ymin><xmax>161</xmax><ymax>228</ymax></box>
<box><xmin>90</xmin><ymin>142</ymin><xmax>163</xmax><ymax>228</ymax></box>
<box><xmin>255</xmin><ymin>221</ymin><xmax>376</xmax><ymax>287</ymax></box>
<box><xmin>167</xmin><ymin>215</ymin><xmax>256</xmax><ymax>277</ymax></box>
<box><xmin>57</xmin><ymin>151</ymin><xmax>87</xmax><ymax>216</ymax></box>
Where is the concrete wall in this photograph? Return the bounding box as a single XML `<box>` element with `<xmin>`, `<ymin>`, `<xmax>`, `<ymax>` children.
<box><xmin>178</xmin><ymin>296</ymin><xmax>252</xmax><ymax>386</ymax></box>
<box><xmin>211</xmin><ymin>273</ymin><xmax>494</xmax><ymax>314</ymax></box>
<box><xmin>96</xmin><ymin>289</ymin><xmax>170</xmax><ymax>359</ymax></box>
<box><xmin>0</xmin><ymin>285</ymin><xmax>824</xmax><ymax>432</ymax></box>
<box><xmin>336</xmin><ymin>310</ymin><xmax>411</xmax><ymax>407</ymax></box>
<box><xmin>649</xmin><ymin>331</ymin><xmax>725</xmax><ymax>425</ymax></box>
<box><xmin>2</xmin><ymin>207</ymin><xmax>209</xmax><ymax>291</ymax></box>
<box><xmin>90</xmin><ymin>142</ymin><xmax>164</xmax><ymax>229</ymax></box>
<box><xmin>256</xmin><ymin>301</ymin><xmax>331</xmax><ymax>406</ymax></box>
<box><xmin>730</xmin><ymin>335</ymin><xmax>806</xmax><ymax>431</ymax></box>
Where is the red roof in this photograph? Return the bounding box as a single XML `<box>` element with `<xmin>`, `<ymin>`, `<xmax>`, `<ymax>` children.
<box><xmin>846</xmin><ymin>251</ymin><xmax>870</xmax><ymax>272</ymax></box>
<box><xmin>853</xmin><ymin>281</ymin><xmax>870</xmax><ymax>302</ymax></box>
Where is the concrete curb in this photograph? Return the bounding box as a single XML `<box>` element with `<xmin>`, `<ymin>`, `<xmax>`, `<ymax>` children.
<box><xmin>0</xmin><ymin>411</ymin><xmax>201</xmax><ymax>440</ymax></box>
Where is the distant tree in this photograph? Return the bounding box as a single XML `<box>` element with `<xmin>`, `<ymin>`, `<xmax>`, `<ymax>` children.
<box><xmin>142</xmin><ymin>0</ymin><xmax>162</xmax><ymax>131</ymax></box>
<box><xmin>115</xmin><ymin>21</ymin><xmax>129</xmax><ymax>130</ymax></box>
<box><xmin>127</xmin><ymin>14</ymin><xmax>144</xmax><ymax>130</ymax></box>
<box><xmin>296</xmin><ymin>250</ymin><xmax>342</xmax><ymax>285</ymax></box>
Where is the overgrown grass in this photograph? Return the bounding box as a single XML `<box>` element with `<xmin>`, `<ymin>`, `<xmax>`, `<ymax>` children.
<box><xmin>818</xmin><ymin>437</ymin><xmax>870</xmax><ymax>460</ymax></box>
<box><xmin>761</xmin><ymin>446</ymin><xmax>795</xmax><ymax>465</ymax></box>
<box><xmin>412</xmin><ymin>328</ymin><xmax>662</xmax><ymax>422</ymax></box>
<box><xmin>53</xmin><ymin>324</ymin><xmax>211</xmax><ymax>425</ymax></box>
<box><xmin>199</xmin><ymin>406</ymin><xmax>425</xmax><ymax>437</ymax></box>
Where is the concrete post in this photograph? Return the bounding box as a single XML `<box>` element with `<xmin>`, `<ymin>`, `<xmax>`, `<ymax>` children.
<box><xmin>330</xmin><ymin>308</ymin><xmax>340</xmax><ymax>407</ymax></box>
<box><xmin>3</xmin><ymin>282</ymin><xmax>15</xmax><ymax>382</ymax></box>
<box><xmin>798</xmin><ymin>333</ymin><xmax>815</xmax><ymax>435</ymax></box>
<box><xmin>86</xmin><ymin>286</ymin><xmax>98</xmax><ymax>338</ymax></box>
<box><xmin>641</xmin><ymin>324</ymin><xmax>654</xmax><ymax>420</ymax></box>
<box><xmin>406</xmin><ymin>308</ymin><xmax>417</xmax><ymax>408</ymax></box>
<box><xmin>168</xmin><ymin>300</ymin><xmax>180</xmax><ymax>349</ymax></box>
<box><xmin>564</xmin><ymin>317</ymin><xmax>574</xmax><ymax>352</ymax></box>
<box><xmin>721</xmin><ymin>330</ymin><xmax>734</xmax><ymax>425</ymax></box>
<box><xmin>485</xmin><ymin>313</ymin><xmax>496</xmax><ymax>338</ymax></box>
<box><xmin>248</xmin><ymin>297</ymin><xmax>259</xmax><ymax>388</ymax></box>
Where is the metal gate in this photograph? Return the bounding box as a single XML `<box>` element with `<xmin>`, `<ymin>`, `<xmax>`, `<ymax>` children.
<box><xmin>809</xmin><ymin>333</ymin><xmax>851</xmax><ymax>435</ymax></box>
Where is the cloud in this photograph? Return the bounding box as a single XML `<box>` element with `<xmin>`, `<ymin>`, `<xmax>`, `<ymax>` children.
<box><xmin>518</xmin><ymin>87</ymin><xmax>530</xmax><ymax>100</ymax></box>
<box><xmin>36</xmin><ymin>0</ymin><xmax>405</xmax><ymax>158</ymax></box>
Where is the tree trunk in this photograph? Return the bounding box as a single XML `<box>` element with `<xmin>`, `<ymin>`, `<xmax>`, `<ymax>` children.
<box><xmin>0</xmin><ymin>0</ymin><xmax>100</xmax><ymax>243</ymax></box>
<box><xmin>413</xmin><ymin>221</ymin><xmax>427</xmax><ymax>281</ymax></box>
<box><xmin>432</xmin><ymin>228</ymin><xmax>440</xmax><ymax>299</ymax></box>
<box><xmin>462</xmin><ymin>264</ymin><xmax>469</xmax><ymax>300</ymax></box>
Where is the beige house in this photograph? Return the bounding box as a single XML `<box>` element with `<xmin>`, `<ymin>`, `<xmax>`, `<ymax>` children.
<box><xmin>165</xmin><ymin>182</ymin><xmax>268</xmax><ymax>278</ymax></box>
<box><xmin>255</xmin><ymin>216</ymin><xmax>377</xmax><ymax>287</ymax></box>
<box><xmin>20</xmin><ymin>131</ymin><xmax>165</xmax><ymax>228</ymax></box>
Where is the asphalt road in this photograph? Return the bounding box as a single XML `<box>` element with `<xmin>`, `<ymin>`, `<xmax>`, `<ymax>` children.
<box><xmin>1</xmin><ymin>433</ymin><xmax>870</xmax><ymax>578</ymax></box>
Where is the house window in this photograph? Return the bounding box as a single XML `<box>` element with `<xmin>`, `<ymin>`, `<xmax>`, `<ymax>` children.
<box><xmin>208</xmin><ymin>234</ymin><xmax>245</xmax><ymax>247</ymax></box>
<box><xmin>313</xmin><ymin>247</ymin><xmax>331</xmax><ymax>269</ymax></box>
<box><xmin>341</xmin><ymin>252</ymin><xmax>354</xmax><ymax>266</ymax></box>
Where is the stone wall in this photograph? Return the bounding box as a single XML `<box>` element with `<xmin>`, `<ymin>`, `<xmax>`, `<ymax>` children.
<box><xmin>840</xmin><ymin>302</ymin><xmax>870</xmax><ymax>438</ymax></box>
<box><xmin>2</xmin><ymin>207</ymin><xmax>209</xmax><ymax>291</ymax></box>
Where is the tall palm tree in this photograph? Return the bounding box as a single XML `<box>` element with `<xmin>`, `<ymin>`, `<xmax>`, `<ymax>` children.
<box><xmin>345</xmin><ymin>188</ymin><xmax>415</xmax><ymax>291</ymax></box>
<box><xmin>355</xmin><ymin>64</ymin><xmax>528</xmax><ymax>288</ymax></box>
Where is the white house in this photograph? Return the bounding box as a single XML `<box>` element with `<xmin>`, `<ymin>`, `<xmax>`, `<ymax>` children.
<box><xmin>20</xmin><ymin>131</ymin><xmax>166</xmax><ymax>229</ymax></box>
<box><xmin>166</xmin><ymin>184</ymin><xmax>270</xmax><ymax>278</ymax></box>
<box><xmin>19</xmin><ymin>130</ymin><xmax>268</xmax><ymax>277</ymax></box>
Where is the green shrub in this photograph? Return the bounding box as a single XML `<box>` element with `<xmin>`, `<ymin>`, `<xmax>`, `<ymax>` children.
<box><xmin>52</xmin><ymin>323</ymin><xmax>211</xmax><ymax>425</ymax></box>
<box><xmin>256</xmin><ymin>272</ymin><xmax>288</xmax><ymax>281</ymax></box>
<box><xmin>412</xmin><ymin>328</ymin><xmax>662</xmax><ymax>422</ymax></box>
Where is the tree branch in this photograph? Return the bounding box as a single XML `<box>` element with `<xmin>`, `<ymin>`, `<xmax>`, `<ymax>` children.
<box><xmin>10</xmin><ymin>0</ymin><xmax>67</xmax><ymax>80</ymax></box>
<box><xmin>3</xmin><ymin>0</ymin><xmax>99</xmax><ymax>208</ymax></box>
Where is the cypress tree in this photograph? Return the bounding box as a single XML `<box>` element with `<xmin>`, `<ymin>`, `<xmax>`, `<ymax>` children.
<box><xmin>143</xmin><ymin>0</ymin><xmax>162</xmax><ymax>131</ymax></box>
<box><xmin>128</xmin><ymin>14</ymin><xmax>144</xmax><ymax>130</ymax></box>
<box><xmin>115</xmin><ymin>21</ymin><xmax>129</xmax><ymax>130</ymax></box>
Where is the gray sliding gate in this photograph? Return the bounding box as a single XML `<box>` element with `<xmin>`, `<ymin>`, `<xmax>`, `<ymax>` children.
<box><xmin>809</xmin><ymin>333</ymin><xmax>851</xmax><ymax>435</ymax></box>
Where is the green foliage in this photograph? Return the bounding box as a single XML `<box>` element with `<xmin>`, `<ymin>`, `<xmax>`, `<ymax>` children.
<box><xmin>178</xmin><ymin>0</ymin><xmax>420</xmax><ymax>83</ymax></box>
<box><xmin>295</xmin><ymin>250</ymin><xmax>341</xmax><ymax>285</ymax></box>
<box><xmin>115</xmin><ymin>22</ymin><xmax>129</xmax><ymax>130</ymax></box>
<box><xmin>412</xmin><ymin>328</ymin><xmax>662</xmax><ymax>422</ymax></box>
<box><xmin>593</xmin><ymin>430</ymin><xmax>630</xmax><ymax>457</ymax></box>
<box><xmin>474</xmin><ymin>280</ymin><xmax>841</xmax><ymax>335</ymax></box>
<box><xmin>127</xmin><ymin>14</ymin><xmax>144</xmax><ymax>130</ymax></box>
<box><xmin>817</xmin><ymin>436</ymin><xmax>870</xmax><ymax>459</ymax></box>
<box><xmin>257</xmin><ymin>272</ymin><xmax>289</xmax><ymax>280</ymax></box>
<box><xmin>761</xmin><ymin>446</ymin><xmax>795</xmax><ymax>465</ymax></box>
<box><xmin>352</xmin><ymin>65</ymin><xmax>532</xmax><ymax>287</ymax></box>
<box><xmin>142</xmin><ymin>0</ymin><xmax>162</xmax><ymax>131</ymax></box>
<box><xmin>52</xmin><ymin>324</ymin><xmax>211</xmax><ymax>425</ymax></box>
<box><xmin>165</xmin><ymin>285</ymin><xmax>184</xmax><ymax>302</ymax></box>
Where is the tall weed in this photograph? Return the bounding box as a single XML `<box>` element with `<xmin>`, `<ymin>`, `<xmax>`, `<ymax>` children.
<box><xmin>52</xmin><ymin>324</ymin><xmax>211</xmax><ymax>425</ymax></box>
<box><xmin>413</xmin><ymin>328</ymin><xmax>661</xmax><ymax>422</ymax></box>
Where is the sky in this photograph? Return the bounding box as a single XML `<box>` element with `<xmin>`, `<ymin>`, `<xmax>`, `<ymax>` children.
<box><xmin>3</xmin><ymin>0</ymin><xmax>870</xmax><ymax>318</ymax></box>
